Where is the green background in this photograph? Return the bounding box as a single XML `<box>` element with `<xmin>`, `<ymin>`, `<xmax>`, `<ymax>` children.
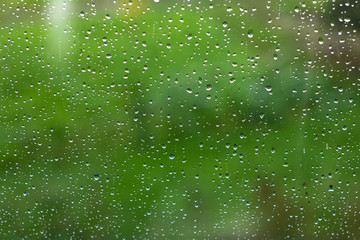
<box><xmin>0</xmin><ymin>0</ymin><xmax>359</xmax><ymax>238</ymax></box>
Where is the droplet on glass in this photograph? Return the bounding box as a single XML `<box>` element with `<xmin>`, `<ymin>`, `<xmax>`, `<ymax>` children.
<box><xmin>247</xmin><ymin>29</ymin><xmax>254</xmax><ymax>38</ymax></box>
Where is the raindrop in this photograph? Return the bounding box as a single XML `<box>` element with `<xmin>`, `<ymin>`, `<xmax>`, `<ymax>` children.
<box><xmin>247</xmin><ymin>29</ymin><xmax>254</xmax><ymax>38</ymax></box>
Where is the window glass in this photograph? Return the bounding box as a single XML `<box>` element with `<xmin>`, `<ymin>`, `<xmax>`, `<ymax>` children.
<box><xmin>1</xmin><ymin>0</ymin><xmax>359</xmax><ymax>238</ymax></box>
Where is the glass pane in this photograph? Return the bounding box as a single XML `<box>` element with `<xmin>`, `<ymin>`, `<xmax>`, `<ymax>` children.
<box><xmin>1</xmin><ymin>0</ymin><xmax>359</xmax><ymax>238</ymax></box>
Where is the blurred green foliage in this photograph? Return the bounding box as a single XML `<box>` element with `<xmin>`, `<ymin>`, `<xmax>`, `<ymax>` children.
<box><xmin>0</xmin><ymin>0</ymin><xmax>359</xmax><ymax>239</ymax></box>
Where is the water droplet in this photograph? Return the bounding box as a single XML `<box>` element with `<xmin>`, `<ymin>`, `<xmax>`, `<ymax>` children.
<box><xmin>265</xmin><ymin>86</ymin><xmax>272</xmax><ymax>92</ymax></box>
<box><xmin>247</xmin><ymin>29</ymin><xmax>254</xmax><ymax>38</ymax></box>
<box><xmin>318</xmin><ymin>37</ymin><xmax>324</xmax><ymax>45</ymax></box>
